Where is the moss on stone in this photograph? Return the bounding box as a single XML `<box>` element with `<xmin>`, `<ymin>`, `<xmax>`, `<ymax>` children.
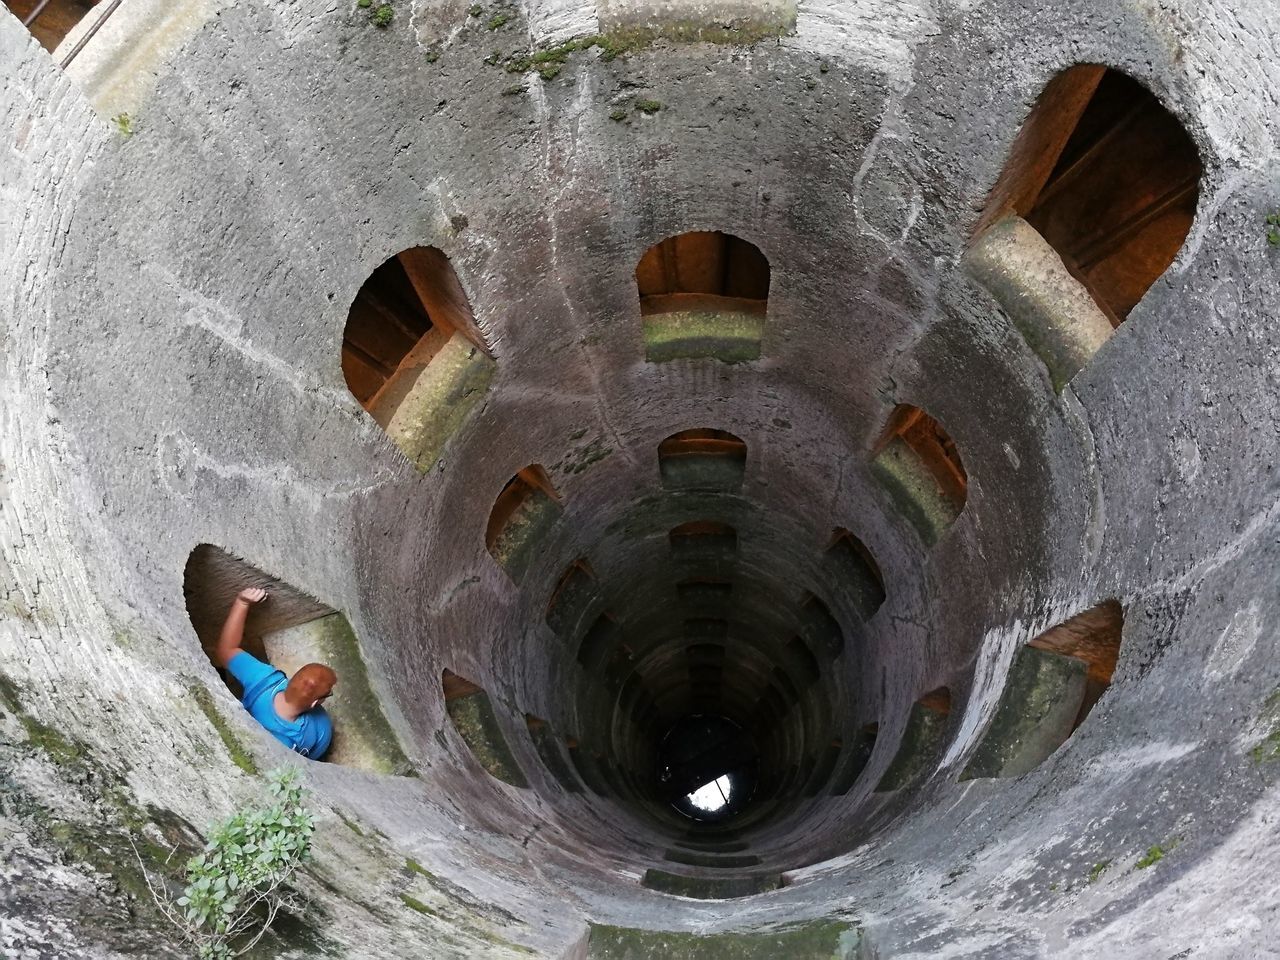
<box><xmin>875</xmin><ymin>701</ymin><xmax>950</xmax><ymax>792</ymax></box>
<box><xmin>870</xmin><ymin>436</ymin><xmax>962</xmax><ymax>547</ymax></box>
<box><xmin>961</xmin><ymin>646</ymin><xmax>1087</xmax><ymax>780</ymax></box>
<box><xmin>446</xmin><ymin>690</ymin><xmax>529</xmax><ymax>787</ymax></box>
<box><xmin>189</xmin><ymin>683</ymin><xmax>260</xmax><ymax>775</ymax></box>
<box><xmin>641</xmin><ymin>868</ymin><xmax>782</xmax><ymax>899</ymax></box>
<box><xmin>489</xmin><ymin>487</ymin><xmax>562</xmax><ymax>584</ymax></box>
<box><xmin>588</xmin><ymin>919</ymin><xmax>859</xmax><ymax>957</ymax></box>
<box><xmin>659</xmin><ymin>451</ymin><xmax>747</xmax><ymax>492</ymax></box>
<box><xmin>0</xmin><ymin>673</ymin><xmax>84</xmax><ymax>767</ymax></box>
<box><xmin>384</xmin><ymin>332</ymin><xmax>496</xmax><ymax>474</ymax></box>
<box><xmin>643</xmin><ymin>310</ymin><xmax>764</xmax><ymax>364</ymax></box>
<box><xmin>335</xmin><ymin>809</ymin><xmax>366</xmax><ymax>836</ymax></box>
<box><xmin>1250</xmin><ymin>688</ymin><xmax>1280</xmax><ymax>763</ymax></box>
<box><xmin>399</xmin><ymin>893</ymin><xmax>439</xmax><ymax>917</ymax></box>
<box><xmin>1135</xmin><ymin>845</ymin><xmax>1164</xmax><ymax>869</ymax></box>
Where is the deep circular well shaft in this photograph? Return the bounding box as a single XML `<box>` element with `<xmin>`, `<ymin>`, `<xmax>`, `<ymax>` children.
<box><xmin>3</xmin><ymin>1</ymin><xmax>1280</xmax><ymax>958</ymax></box>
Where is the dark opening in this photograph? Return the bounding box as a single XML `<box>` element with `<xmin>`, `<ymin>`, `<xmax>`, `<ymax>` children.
<box><xmin>486</xmin><ymin>465</ymin><xmax>562</xmax><ymax>582</ymax></box>
<box><xmin>658</xmin><ymin>714</ymin><xmax>759</xmax><ymax>822</ymax></box>
<box><xmin>978</xmin><ymin>65</ymin><xmax>1201</xmax><ymax>323</ymax></box>
<box><xmin>658</xmin><ymin>429</ymin><xmax>748</xmax><ymax>491</ymax></box>
<box><xmin>635</xmin><ymin>231</ymin><xmax>770</xmax><ymax>316</ymax></box>
<box><xmin>1028</xmin><ymin>599</ymin><xmax>1124</xmax><ymax>729</ymax></box>
<box><xmin>7</xmin><ymin>0</ymin><xmax>98</xmax><ymax>53</ymax></box>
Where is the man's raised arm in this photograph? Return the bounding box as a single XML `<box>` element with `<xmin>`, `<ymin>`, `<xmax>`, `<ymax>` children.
<box><xmin>215</xmin><ymin>587</ymin><xmax>267</xmax><ymax>667</ymax></box>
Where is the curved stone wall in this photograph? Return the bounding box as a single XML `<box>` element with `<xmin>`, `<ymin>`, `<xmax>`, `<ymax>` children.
<box><xmin>3</xmin><ymin>0</ymin><xmax>1279</xmax><ymax>957</ymax></box>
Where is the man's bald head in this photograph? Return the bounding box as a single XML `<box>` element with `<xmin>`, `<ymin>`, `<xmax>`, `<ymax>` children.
<box><xmin>284</xmin><ymin>663</ymin><xmax>337</xmax><ymax>710</ymax></box>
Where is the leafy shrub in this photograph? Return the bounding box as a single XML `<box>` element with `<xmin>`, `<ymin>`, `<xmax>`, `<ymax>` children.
<box><xmin>142</xmin><ymin>769</ymin><xmax>314</xmax><ymax>959</ymax></box>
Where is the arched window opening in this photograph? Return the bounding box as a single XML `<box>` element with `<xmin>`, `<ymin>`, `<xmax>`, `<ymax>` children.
<box><xmin>525</xmin><ymin>714</ymin><xmax>583</xmax><ymax>793</ymax></box>
<box><xmin>635</xmin><ymin>231</ymin><xmax>769</xmax><ymax>363</ymax></box>
<box><xmin>968</xmin><ymin>66</ymin><xmax>1202</xmax><ymax>390</ymax></box>
<box><xmin>831</xmin><ymin>723</ymin><xmax>879</xmax><ymax>796</ymax></box>
<box><xmin>658</xmin><ymin>429</ymin><xmax>748</xmax><ymax>491</ymax></box>
<box><xmin>798</xmin><ymin>593</ymin><xmax>845</xmax><ymax>660</ymax></box>
<box><xmin>577</xmin><ymin>612</ymin><xmax>621</xmax><ymax>672</ymax></box>
<box><xmin>486</xmin><ymin>465</ymin><xmax>562</xmax><ymax>584</ymax></box>
<box><xmin>342</xmin><ymin>248</ymin><xmax>494</xmax><ymax>472</ymax></box>
<box><xmin>964</xmin><ymin>600</ymin><xmax>1123</xmax><ymax>779</ymax></box>
<box><xmin>183</xmin><ymin>545</ymin><xmax>412</xmax><ymax>774</ymax></box>
<box><xmin>545</xmin><ymin>558</ymin><xmax>599</xmax><ymax>643</ymax></box>
<box><xmin>871</xmin><ymin>405</ymin><xmax>967</xmax><ymax>546</ymax></box>
<box><xmin>784</xmin><ymin>636</ymin><xmax>821</xmax><ymax>687</ymax></box>
<box><xmin>442</xmin><ymin>669</ymin><xmax>528</xmax><ymax>788</ymax></box>
<box><xmin>566</xmin><ymin>737</ymin><xmax>611</xmax><ymax>796</ymax></box>
<box><xmin>826</xmin><ymin>529</ymin><xmax>885</xmax><ymax>620</ymax></box>
<box><xmin>875</xmin><ymin>686</ymin><xmax>952</xmax><ymax>792</ymax></box>
<box><xmin>804</xmin><ymin>738</ymin><xmax>843</xmax><ymax>797</ymax></box>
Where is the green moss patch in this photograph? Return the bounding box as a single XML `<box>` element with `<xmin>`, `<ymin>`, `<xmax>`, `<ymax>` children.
<box><xmin>189</xmin><ymin>684</ymin><xmax>259</xmax><ymax>775</ymax></box>
<box><xmin>871</xmin><ymin>437</ymin><xmax>963</xmax><ymax>547</ymax></box>
<box><xmin>446</xmin><ymin>691</ymin><xmax>529</xmax><ymax>788</ymax></box>
<box><xmin>588</xmin><ymin>919</ymin><xmax>859</xmax><ymax>958</ymax></box>
<box><xmin>384</xmin><ymin>333</ymin><xmax>496</xmax><ymax>474</ymax></box>
<box><xmin>875</xmin><ymin>701</ymin><xmax>949</xmax><ymax>792</ymax></box>
<box><xmin>641</xmin><ymin>868</ymin><xmax>782</xmax><ymax>899</ymax></box>
<box><xmin>643</xmin><ymin>310</ymin><xmax>764</xmax><ymax>364</ymax></box>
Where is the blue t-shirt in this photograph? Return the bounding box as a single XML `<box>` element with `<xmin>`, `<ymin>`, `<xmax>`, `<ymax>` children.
<box><xmin>227</xmin><ymin>652</ymin><xmax>332</xmax><ymax>760</ymax></box>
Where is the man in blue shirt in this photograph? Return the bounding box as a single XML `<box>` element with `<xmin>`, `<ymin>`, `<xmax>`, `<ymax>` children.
<box><xmin>216</xmin><ymin>587</ymin><xmax>337</xmax><ymax>760</ymax></box>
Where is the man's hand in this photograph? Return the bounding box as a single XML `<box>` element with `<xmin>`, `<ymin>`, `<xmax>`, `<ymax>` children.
<box><xmin>216</xmin><ymin>587</ymin><xmax>267</xmax><ymax>667</ymax></box>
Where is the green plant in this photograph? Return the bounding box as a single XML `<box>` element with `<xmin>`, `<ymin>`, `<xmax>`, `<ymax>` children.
<box><xmin>635</xmin><ymin>99</ymin><xmax>662</xmax><ymax>114</ymax></box>
<box><xmin>1267</xmin><ymin>213</ymin><xmax>1280</xmax><ymax>247</ymax></box>
<box><xmin>609</xmin><ymin>107</ymin><xmax>628</xmax><ymax>122</ymax></box>
<box><xmin>1135</xmin><ymin>845</ymin><xmax>1164</xmax><ymax>869</ymax></box>
<box><xmin>357</xmin><ymin>0</ymin><xmax>371</xmax><ymax>7</ymax></box>
<box><xmin>487</xmin><ymin>11</ymin><xmax>510</xmax><ymax>29</ymax></box>
<box><xmin>423</xmin><ymin>49</ymin><xmax>440</xmax><ymax>63</ymax></box>
<box><xmin>1087</xmin><ymin>860</ymin><xmax>1110</xmax><ymax>884</ymax></box>
<box><xmin>468</xmin><ymin>4</ymin><xmax>483</xmax><ymax>15</ymax></box>
<box><xmin>112</xmin><ymin>113</ymin><xmax>134</xmax><ymax>137</ymax></box>
<box><xmin>139</xmin><ymin>769</ymin><xmax>314</xmax><ymax>959</ymax></box>
<box><xmin>370</xmin><ymin>3</ymin><xmax>393</xmax><ymax>26</ymax></box>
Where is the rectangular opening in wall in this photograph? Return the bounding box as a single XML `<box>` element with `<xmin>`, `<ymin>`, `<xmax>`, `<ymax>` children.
<box><xmin>658</xmin><ymin>429</ymin><xmax>747</xmax><ymax>491</ymax></box>
<box><xmin>342</xmin><ymin>247</ymin><xmax>494</xmax><ymax>472</ymax></box>
<box><xmin>183</xmin><ymin>545</ymin><xmax>412</xmax><ymax>774</ymax></box>
<box><xmin>486</xmin><ymin>465</ymin><xmax>563</xmax><ymax>584</ymax></box>
<box><xmin>871</xmin><ymin>405</ymin><xmax>967</xmax><ymax>546</ymax></box>
<box><xmin>636</xmin><ymin>232</ymin><xmax>769</xmax><ymax>364</ymax></box>
<box><xmin>826</xmin><ymin>528</ymin><xmax>885</xmax><ymax>620</ymax></box>
<box><xmin>442</xmin><ymin>669</ymin><xmax>528</xmax><ymax>788</ymax></box>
